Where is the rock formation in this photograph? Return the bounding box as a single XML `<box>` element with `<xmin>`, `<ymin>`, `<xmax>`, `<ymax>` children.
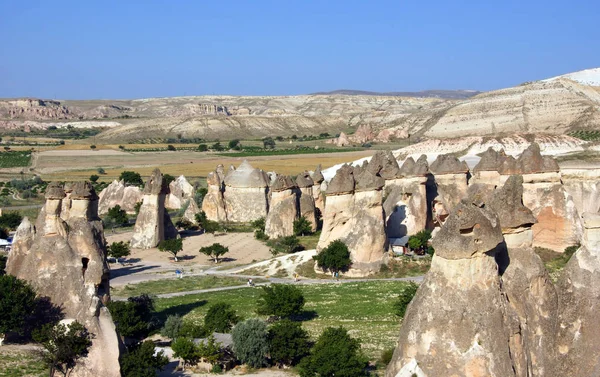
<box><xmin>310</xmin><ymin>165</ymin><xmax>325</xmax><ymax>215</ymax></box>
<box><xmin>98</xmin><ymin>180</ymin><xmax>143</xmax><ymax>215</ymax></box>
<box><xmin>317</xmin><ymin>164</ymin><xmax>387</xmax><ymax>276</ymax></box>
<box><xmin>265</xmin><ymin>176</ymin><xmax>298</xmax><ymax>239</ymax></box>
<box><xmin>6</xmin><ymin>182</ymin><xmax>121</xmax><ymax>377</ymax></box>
<box><xmin>428</xmin><ymin>154</ymin><xmax>469</xmax><ymax>223</ymax></box>
<box><xmin>202</xmin><ymin>169</ymin><xmax>227</xmax><ymax>222</ymax></box>
<box><xmin>295</xmin><ymin>172</ymin><xmax>318</xmax><ymax>232</ymax></box>
<box><xmin>130</xmin><ymin>169</ymin><xmax>178</xmax><ymax>249</ymax></box>
<box><xmin>182</xmin><ymin>199</ymin><xmax>201</xmax><ymax>224</ymax></box>
<box><xmin>223</xmin><ymin>160</ymin><xmax>269</xmax><ymax>223</ymax></box>
<box><xmin>165</xmin><ymin>175</ymin><xmax>195</xmax><ymax>209</ymax></box>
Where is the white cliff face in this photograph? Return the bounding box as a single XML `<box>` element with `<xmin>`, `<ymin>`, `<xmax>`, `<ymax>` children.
<box><xmin>98</xmin><ymin>180</ymin><xmax>143</xmax><ymax>215</ymax></box>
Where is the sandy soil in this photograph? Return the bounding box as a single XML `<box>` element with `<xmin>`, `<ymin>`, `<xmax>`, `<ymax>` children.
<box><xmin>106</xmin><ymin>231</ymin><xmax>272</xmax><ymax>272</ymax></box>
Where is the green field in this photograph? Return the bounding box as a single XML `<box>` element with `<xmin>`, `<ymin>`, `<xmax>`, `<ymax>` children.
<box><xmin>152</xmin><ymin>281</ymin><xmax>410</xmax><ymax>360</ymax></box>
<box><xmin>217</xmin><ymin>147</ymin><xmax>363</xmax><ymax>157</ymax></box>
<box><xmin>0</xmin><ymin>151</ymin><xmax>32</xmax><ymax>168</ymax></box>
<box><xmin>0</xmin><ymin>350</ymin><xmax>46</xmax><ymax>377</ymax></box>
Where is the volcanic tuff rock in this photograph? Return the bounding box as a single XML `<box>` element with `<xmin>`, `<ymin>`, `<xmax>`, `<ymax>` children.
<box><xmin>98</xmin><ymin>180</ymin><xmax>143</xmax><ymax>215</ymax></box>
<box><xmin>295</xmin><ymin>172</ymin><xmax>318</xmax><ymax>232</ymax></box>
<box><xmin>310</xmin><ymin>165</ymin><xmax>325</xmax><ymax>215</ymax></box>
<box><xmin>166</xmin><ymin>175</ymin><xmax>195</xmax><ymax>209</ymax></box>
<box><xmin>223</xmin><ymin>160</ymin><xmax>269</xmax><ymax>223</ymax></box>
<box><xmin>428</xmin><ymin>154</ymin><xmax>469</xmax><ymax>223</ymax></box>
<box><xmin>265</xmin><ymin>176</ymin><xmax>298</xmax><ymax>239</ymax></box>
<box><xmin>6</xmin><ymin>182</ymin><xmax>120</xmax><ymax>377</ymax></box>
<box><xmin>202</xmin><ymin>170</ymin><xmax>227</xmax><ymax>222</ymax></box>
<box><xmin>130</xmin><ymin>169</ymin><xmax>178</xmax><ymax>249</ymax></box>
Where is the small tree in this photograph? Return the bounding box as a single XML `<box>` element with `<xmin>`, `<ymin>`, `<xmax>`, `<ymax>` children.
<box><xmin>262</xmin><ymin>137</ymin><xmax>276</xmax><ymax>149</ymax></box>
<box><xmin>89</xmin><ymin>174</ymin><xmax>99</xmax><ymax>183</ymax></box>
<box><xmin>268</xmin><ymin>320</ymin><xmax>311</xmax><ymax>367</ymax></box>
<box><xmin>119</xmin><ymin>171</ymin><xmax>144</xmax><ymax>187</ymax></box>
<box><xmin>90</xmin><ymin>145</ymin><xmax>97</xmax><ymax>149</ymax></box>
<box><xmin>161</xmin><ymin>314</ymin><xmax>183</xmax><ymax>339</ymax></box>
<box><xmin>228</xmin><ymin>139</ymin><xmax>241</xmax><ymax>150</ymax></box>
<box><xmin>0</xmin><ymin>255</ymin><xmax>6</xmax><ymax>275</ymax></box>
<box><xmin>231</xmin><ymin>318</ymin><xmax>269</xmax><ymax>368</ymax></box>
<box><xmin>33</xmin><ymin>321</ymin><xmax>93</xmax><ymax>377</ymax></box>
<box><xmin>107</xmin><ymin>294</ymin><xmax>155</xmax><ymax>340</ymax></box>
<box><xmin>120</xmin><ymin>340</ymin><xmax>169</xmax><ymax>377</ymax></box>
<box><xmin>171</xmin><ymin>337</ymin><xmax>200</xmax><ymax>371</ymax></box>
<box><xmin>314</xmin><ymin>240</ymin><xmax>351</xmax><ymax>274</ymax></box>
<box><xmin>0</xmin><ymin>275</ymin><xmax>37</xmax><ymax>345</ymax></box>
<box><xmin>198</xmin><ymin>144</ymin><xmax>208</xmax><ymax>152</ymax></box>
<box><xmin>294</xmin><ymin>216</ymin><xmax>313</xmax><ymax>236</ymax></box>
<box><xmin>298</xmin><ymin>327</ymin><xmax>368</xmax><ymax>377</ymax></box>
<box><xmin>211</xmin><ymin>142</ymin><xmax>224</xmax><ymax>151</ymax></box>
<box><xmin>198</xmin><ymin>334</ymin><xmax>223</xmax><ymax>364</ymax></box>
<box><xmin>167</xmin><ymin>144</ymin><xmax>176</xmax><ymax>151</ymax></box>
<box><xmin>393</xmin><ymin>282</ymin><xmax>419</xmax><ymax>318</ymax></box>
<box><xmin>107</xmin><ymin>241</ymin><xmax>131</xmax><ymax>261</ymax></box>
<box><xmin>407</xmin><ymin>229</ymin><xmax>432</xmax><ymax>254</ymax></box>
<box><xmin>204</xmin><ymin>302</ymin><xmax>239</xmax><ymax>333</ymax></box>
<box><xmin>158</xmin><ymin>238</ymin><xmax>183</xmax><ymax>262</ymax></box>
<box><xmin>199</xmin><ymin>243</ymin><xmax>229</xmax><ymax>263</ymax></box>
<box><xmin>163</xmin><ymin>174</ymin><xmax>176</xmax><ymax>186</ymax></box>
<box><xmin>97</xmin><ymin>167</ymin><xmax>106</xmax><ymax>175</ymax></box>
<box><xmin>196</xmin><ymin>211</ymin><xmax>221</xmax><ymax>234</ymax></box>
<box><xmin>0</xmin><ymin>211</ymin><xmax>23</xmax><ymax>230</ymax></box>
<box><xmin>106</xmin><ymin>205</ymin><xmax>128</xmax><ymax>227</ymax></box>
<box><xmin>256</xmin><ymin>284</ymin><xmax>305</xmax><ymax>319</ymax></box>
<box><xmin>134</xmin><ymin>201</ymin><xmax>142</xmax><ymax>215</ymax></box>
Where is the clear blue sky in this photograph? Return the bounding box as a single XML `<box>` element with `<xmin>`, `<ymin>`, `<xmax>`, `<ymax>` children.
<box><xmin>1</xmin><ymin>0</ymin><xmax>598</xmax><ymax>99</ymax></box>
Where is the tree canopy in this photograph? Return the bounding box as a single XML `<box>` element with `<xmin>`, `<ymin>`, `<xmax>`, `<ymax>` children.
<box><xmin>199</xmin><ymin>243</ymin><xmax>229</xmax><ymax>263</ymax></box>
<box><xmin>268</xmin><ymin>320</ymin><xmax>311</xmax><ymax>367</ymax></box>
<box><xmin>314</xmin><ymin>240</ymin><xmax>351</xmax><ymax>273</ymax></box>
<box><xmin>120</xmin><ymin>340</ymin><xmax>169</xmax><ymax>377</ymax></box>
<box><xmin>0</xmin><ymin>275</ymin><xmax>37</xmax><ymax>344</ymax></box>
<box><xmin>204</xmin><ymin>302</ymin><xmax>239</xmax><ymax>333</ymax></box>
<box><xmin>119</xmin><ymin>171</ymin><xmax>144</xmax><ymax>187</ymax></box>
<box><xmin>232</xmin><ymin>319</ymin><xmax>269</xmax><ymax>368</ymax></box>
<box><xmin>33</xmin><ymin>321</ymin><xmax>92</xmax><ymax>377</ymax></box>
<box><xmin>158</xmin><ymin>238</ymin><xmax>183</xmax><ymax>262</ymax></box>
<box><xmin>256</xmin><ymin>284</ymin><xmax>305</xmax><ymax>318</ymax></box>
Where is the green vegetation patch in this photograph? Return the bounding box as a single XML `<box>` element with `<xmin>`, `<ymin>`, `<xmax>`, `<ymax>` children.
<box><xmin>0</xmin><ymin>350</ymin><xmax>47</xmax><ymax>377</ymax></box>
<box><xmin>534</xmin><ymin>245</ymin><xmax>579</xmax><ymax>281</ymax></box>
<box><xmin>569</xmin><ymin>129</ymin><xmax>600</xmax><ymax>141</ymax></box>
<box><xmin>0</xmin><ymin>151</ymin><xmax>32</xmax><ymax>168</ymax></box>
<box><xmin>217</xmin><ymin>147</ymin><xmax>362</xmax><ymax>157</ymax></box>
<box><xmin>154</xmin><ymin>280</ymin><xmax>412</xmax><ymax>358</ymax></box>
<box><xmin>112</xmin><ymin>275</ymin><xmax>261</xmax><ymax>297</ymax></box>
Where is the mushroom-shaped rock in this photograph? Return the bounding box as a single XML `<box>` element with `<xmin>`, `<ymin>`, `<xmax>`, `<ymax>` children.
<box><xmin>296</xmin><ymin>172</ymin><xmax>317</xmax><ymax>231</ymax></box>
<box><xmin>473</xmin><ymin>147</ymin><xmax>508</xmax><ymax>173</ymax></box>
<box><xmin>487</xmin><ymin>175</ymin><xmax>537</xmax><ymax>232</ymax></box>
<box><xmin>45</xmin><ymin>182</ymin><xmax>66</xmax><ymax>199</ymax></box>
<box><xmin>265</xmin><ymin>175</ymin><xmax>298</xmax><ymax>238</ymax></box>
<box><xmin>429</xmin><ymin>154</ymin><xmax>469</xmax><ymax>175</ymax></box>
<box><xmin>326</xmin><ymin>164</ymin><xmax>355</xmax><ymax>195</ymax></box>
<box><xmin>223</xmin><ymin>161</ymin><xmax>269</xmax><ymax>222</ymax></box>
<box><xmin>295</xmin><ymin>172</ymin><xmax>314</xmax><ymax>188</ymax></box>
<box><xmin>355</xmin><ymin>169</ymin><xmax>384</xmax><ymax>192</ymax></box>
<box><xmin>224</xmin><ymin>160</ymin><xmax>269</xmax><ymax>188</ymax></box>
<box><xmin>202</xmin><ymin>170</ymin><xmax>227</xmax><ymax>222</ymax></box>
<box><xmin>270</xmin><ymin>175</ymin><xmax>296</xmax><ymax>192</ymax></box>
<box><xmin>310</xmin><ymin>165</ymin><xmax>325</xmax><ymax>184</ymax></box>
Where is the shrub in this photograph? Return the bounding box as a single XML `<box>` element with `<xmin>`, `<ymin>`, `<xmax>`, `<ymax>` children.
<box><xmin>267</xmin><ymin>236</ymin><xmax>303</xmax><ymax>255</ymax></box>
<box><xmin>134</xmin><ymin>201</ymin><xmax>142</xmax><ymax>215</ymax></box>
<box><xmin>211</xmin><ymin>142</ymin><xmax>224</xmax><ymax>151</ymax></box>
<box><xmin>89</xmin><ymin>174</ymin><xmax>99</xmax><ymax>183</ymax></box>
<box><xmin>198</xmin><ymin>334</ymin><xmax>223</xmax><ymax>364</ymax></box>
<box><xmin>97</xmin><ymin>167</ymin><xmax>106</xmax><ymax>175</ymax></box>
<box><xmin>106</xmin><ymin>205</ymin><xmax>128</xmax><ymax>227</ymax></box>
<box><xmin>90</xmin><ymin>145</ymin><xmax>96</xmax><ymax>149</ymax></box>
<box><xmin>231</xmin><ymin>319</ymin><xmax>269</xmax><ymax>368</ymax></box>
<box><xmin>120</xmin><ymin>340</ymin><xmax>169</xmax><ymax>377</ymax></box>
<box><xmin>195</xmin><ymin>187</ymin><xmax>208</xmax><ymax>206</ymax></box>
<box><xmin>254</xmin><ymin>229</ymin><xmax>269</xmax><ymax>241</ymax></box>
<box><xmin>119</xmin><ymin>171</ymin><xmax>144</xmax><ymax>187</ymax></box>
<box><xmin>176</xmin><ymin>218</ymin><xmax>198</xmax><ymax>231</ymax></box>
<box><xmin>163</xmin><ymin>174</ymin><xmax>176</xmax><ymax>186</ymax></box>
<box><xmin>107</xmin><ymin>241</ymin><xmax>131</xmax><ymax>260</ymax></box>
<box><xmin>204</xmin><ymin>302</ymin><xmax>239</xmax><ymax>333</ymax></box>
<box><xmin>294</xmin><ymin>216</ymin><xmax>313</xmax><ymax>236</ymax></box>
<box><xmin>314</xmin><ymin>240</ymin><xmax>351</xmax><ymax>274</ymax></box>
<box><xmin>179</xmin><ymin>321</ymin><xmax>208</xmax><ymax>338</ymax></box>
<box><xmin>106</xmin><ymin>294</ymin><xmax>155</xmax><ymax>339</ymax></box>
<box><xmin>268</xmin><ymin>320</ymin><xmax>311</xmax><ymax>367</ymax></box>
<box><xmin>172</xmin><ymin>337</ymin><xmax>200</xmax><ymax>371</ymax></box>
<box><xmin>0</xmin><ymin>254</ymin><xmax>6</xmax><ymax>275</ymax></box>
<box><xmin>0</xmin><ymin>275</ymin><xmax>37</xmax><ymax>344</ymax></box>
<box><xmin>393</xmin><ymin>282</ymin><xmax>419</xmax><ymax>318</ymax></box>
<box><xmin>167</xmin><ymin>144</ymin><xmax>176</xmax><ymax>151</ymax></box>
<box><xmin>298</xmin><ymin>327</ymin><xmax>368</xmax><ymax>377</ymax></box>
<box><xmin>198</xmin><ymin>144</ymin><xmax>208</xmax><ymax>152</ymax></box>
<box><xmin>0</xmin><ymin>211</ymin><xmax>23</xmax><ymax>230</ymax></box>
<box><xmin>407</xmin><ymin>230</ymin><xmax>432</xmax><ymax>254</ymax></box>
<box><xmin>33</xmin><ymin>321</ymin><xmax>92</xmax><ymax>377</ymax></box>
<box><xmin>256</xmin><ymin>284</ymin><xmax>305</xmax><ymax>318</ymax></box>
<box><xmin>196</xmin><ymin>211</ymin><xmax>221</xmax><ymax>234</ymax></box>
<box><xmin>158</xmin><ymin>238</ymin><xmax>184</xmax><ymax>262</ymax></box>
<box><xmin>199</xmin><ymin>243</ymin><xmax>229</xmax><ymax>263</ymax></box>
<box><xmin>250</xmin><ymin>217</ymin><xmax>266</xmax><ymax>232</ymax></box>
<box><xmin>228</xmin><ymin>139</ymin><xmax>241</xmax><ymax>149</ymax></box>
<box><xmin>161</xmin><ymin>314</ymin><xmax>183</xmax><ymax>339</ymax></box>
<box><xmin>262</xmin><ymin>137</ymin><xmax>276</xmax><ymax>149</ymax></box>
<box><xmin>379</xmin><ymin>347</ymin><xmax>395</xmax><ymax>367</ymax></box>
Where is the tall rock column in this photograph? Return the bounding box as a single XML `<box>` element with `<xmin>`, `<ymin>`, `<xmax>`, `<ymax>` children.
<box><xmin>202</xmin><ymin>170</ymin><xmax>228</xmax><ymax>222</ymax></box>
<box><xmin>223</xmin><ymin>160</ymin><xmax>269</xmax><ymax>222</ymax></box>
<box><xmin>428</xmin><ymin>154</ymin><xmax>469</xmax><ymax>223</ymax></box>
<box><xmin>317</xmin><ymin>164</ymin><xmax>355</xmax><ymax>251</ymax></box>
<box><xmin>265</xmin><ymin>176</ymin><xmax>298</xmax><ymax>239</ymax></box>
<box><xmin>6</xmin><ymin>182</ymin><xmax>121</xmax><ymax>377</ymax></box>
<box><xmin>295</xmin><ymin>172</ymin><xmax>318</xmax><ymax>232</ymax></box>
<box><xmin>130</xmin><ymin>168</ymin><xmax>178</xmax><ymax>249</ymax></box>
<box><xmin>310</xmin><ymin>165</ymin><xmax>325</xmax><ymax>215</ymax></box>
<box><xmin>386</xmin><ymin>202</ymin><xmax>513</xmax><ymax>377</ymax></box>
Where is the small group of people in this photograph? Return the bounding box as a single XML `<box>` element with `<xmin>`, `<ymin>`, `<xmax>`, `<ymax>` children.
<box><xmin>247</xmin><ymin>278</ymin><xmax>255</xmax><ymax>287</ymax></box>
<box><xmin>175</xmin><ymin>268</ymin><xmax>184</xmax><ymax>279</ymax></box>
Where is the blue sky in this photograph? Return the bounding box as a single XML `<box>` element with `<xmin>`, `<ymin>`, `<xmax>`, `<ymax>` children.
<box><xmin>0</xmin><ymin>0</ymin><xmax>598</xmax><ymax>99</ymax></box>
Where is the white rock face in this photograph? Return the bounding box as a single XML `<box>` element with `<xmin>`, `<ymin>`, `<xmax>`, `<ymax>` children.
<box><xmin>265</xmin><ymin>189</ymin><xmax>297</xmax><ymax>239</ymax></box>
<box><xmin>384</xmin><ymin>177</ymin><xmax>428</xmax><ymax>238</ymax></box>
<box><xmin>222</xmin><ymin>161</ymin><xmax>269</xmax><ymax>223</ymax></box>
<box><xmin>98</xmin><ymin>180</ymin><xmax>143</xmax><ymax>215</ymax></box>
<box><xmin>166</xmin><ymin>175</ymin><xmax>195</xmax><ymax>209</ymax></box>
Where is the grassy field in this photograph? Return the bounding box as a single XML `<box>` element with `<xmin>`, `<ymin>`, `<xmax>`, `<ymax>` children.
<box><xmin>0</xmin><ymin>151</ymin><xmax>32</xmax><ymax>168</ymax></box>
<box><xmin>152</xmin><ymin>281</ymin><xmax>409</xmax><ymax>360</ymax></box>
<box><xmin>111</xmin><ymin>275</ymin><xmax>266</xmax><ymax>297</ymax></box>
<box><xmin>0</xmin><ymin>348</ymin><xmax>46</xmax><ymax>377</ymax></box>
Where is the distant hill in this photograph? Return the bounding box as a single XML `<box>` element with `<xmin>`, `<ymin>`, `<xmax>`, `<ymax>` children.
<box><xmin>310</xmin><ymin>89</ymin><xmax>482</xmax><ymax>99</ymax></box>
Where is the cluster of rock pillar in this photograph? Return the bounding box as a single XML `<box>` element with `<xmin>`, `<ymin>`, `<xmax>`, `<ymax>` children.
<box><xmin>386</xmin><ymin>174</ymin><xmax>600</xmax><ymax>377</ymax></box>
<box><xmin>6</xmin><ymin>181</ymin><xmax>121</xmax><ymax>377</ymax></box>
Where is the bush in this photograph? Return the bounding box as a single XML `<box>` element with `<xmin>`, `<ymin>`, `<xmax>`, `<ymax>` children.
<box><xmin>231</xmin><ymin>319</ymin><xmax>269</xmax><ymax>368</ymax></box>
<box><xmin>33</xmin><ymin>321</ymin><xmax>92</xmax><ymax>377</ymax></box>
<box><xmin>199</xmin><ymin>243</ymin><xmax>229</xmax><ymax>263</ymax></box>
<box><xmin>314</xmin><ymin>240</ymin><xmax>351</xmax><ymax>274</ymax></box>
<box><xmin>256</xmin><ymin>284</ymin><xmax>305</xmax><ymax>319</ymax></box>
<box><xmin>0</xmin><ymin>211</ymin><xmax>23</xmax><ymax>230</ymax></box>
<box><xmin>120</xmin><ymin>340</ymin><xmax>169</xmax><ymax>377</ymax></box>
<box><xmin>161</xmin><ymin>314</ymin><xmax>183</xmax><ymax>339</ymax></box>
<box><xmin>211</xmin><ymin>142</ymin><xmax>224</xmax><ymax>151</ymax></box>
<box><xmin>393</xmin><ymin>282</ymin><xmax>419</xmax><ymax>318</ymax></box>
<box><xmin>158</xmin><ymin>238</ymin><xmax>184</xmax><ymax>262</ymax></box>
<box><xmin>0</xmin><ymin>254</ymin><xmax>6</xmax><ymax>275</ymax></box>
<box><xmin>97</xmin><ymin>167</ymin><xmax>106</xmax><ymax>175</ymax></box>
<box><xmin>204</xmin><ymin>302</ymin><xmax>239</xmax><ymax>333</ymax></box>
<box><xmin>228</xmin><ymin>139</ymin><xmax>241</xmax><ymax>149</ymax></box>
<box><xmin>163</xmin><ymin>174</ymin><xmax>176</xmax><ymax>186</ymax></box>
<box><xmin>298</xmin><ymin>327</ymin><xmax>368</xmax><ymax>377</ymax></box>
<box><xmin>0</xmin><ymin>275</ymin><xmax>37</xmax><ymax>343</ymax></box>
<box><xmin>407</xmin><ymin>230</ymin><xmax>432</xmax><ymax>254</ymax></box>
<box><xmin>262</xmin><ymin>137</ymin><xmax>276</xmax><ymax>149</ymax></box>
<box><xmin>179</xmin><ymin>321</ymin><xmax>208</xmax><ymax>338</ymax></box>
<box><xmin>134</xmin><ymin>201</ymin><xmax>142</xmax><ymax>215</ymax></box>
<box><xmin>195</xmin><ymin>187</ymin><xmax>208</xmax><ymax>206</ymax></box>
<box><xmin>89</xmin><ymin>174</ymin><xmax>99</xmax><ymax>183</ymax></box>
<box><xmin>379</xmin><ymin>347</ymin><xmax>395</xmax><ymax>367</ymax></box>
<box><xmin>267</xmin><ymin>236</ymin><xmax>303</xmax><ymax>255</ymax></box>
<box><xmin>172</xmin><ymin>337</ymin><xmax>200</xmax><ymax>371</ymax></box>
<box><xmin>119</xmin><ymin>171</ymin><xmax>144</xmax><ymax>187</ymax></box>
<box><xmin>90</xmin><ymin>145</ymin><xmax>97</xmax><ymax>149</ymax></box>
<box><xmin>175</xmin><ymin>218</ymin><xmax>198</xmax><ymax>231</ymax></box>
<box><xmin>254</xmin><ymin>229</ymin><xmax>269</xmax><ymax>241</ymax></box>
<box><xmin>198</xmin><ymin>144</ymin><xmax>208</xmax><ymax>152</ymax></box>
<box><xmin>106</xmin><ymin>205</ymin><xmax>128</xmax><ymax>227</ymax></box>
<box><xmin>167</xmin><ymin>144</ymin><xmax>176</xmax><ymax>151</ymax></box>
<box><xmin>198</xmin><ymin>334</ymin><xmax>223</xmax><ymax>364</ymax></box>
<box><xmin>107</xmin><ymin>294</ymin><xmax>155</xmax><ymax>339</ymax></box>
<box><xmin>250</xmin><ymin>217</ymin><xmax>266</xmax><ymax>232</ymax></box>
<box><xmin>294</xmin><ymin>216</ymin><xmax>313</xmax><ymax>236</ymax></box>
<box><xmin>196</xmin><ymin>211</ymin><xmax>221</xmax><ymax>234</ymax></box>
<box><xmin>107</xmin><ymin>241</ymin><xmax>131</xmax><ymax>260</ymax></box>
<box><xmin>268</xmin><ymin>320</ymin><xmax>311</xmax><ymax>367</ymax></box>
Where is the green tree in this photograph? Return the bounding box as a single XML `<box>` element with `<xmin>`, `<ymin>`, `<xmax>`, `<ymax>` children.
<box><xmin>268</xmin><ymin>320</ymin><xmax>311</xmax><ymax>367</ymax></box>
<box><xmin>106</xmin><ymin>205</ymin><xmax>128</xmax><ymax>227</ymax></box>
<box><xmin>199</xmin><ymin>243</ymin><xmax>229</xmax><ymax>263</ymax></box>
<box><xmin>267</xmin><ymin>236</ymin><xmax>302</xmax><ymax>255</ymax></box>
<box><xmin>262</xmin><ymin>137</ymin><xmax>276</xmax><ymax>149</ymax></box>
<box><xmin>194</xmin><ymin>187</ymin><xmax>208</xmax><ymax>207</ymax></box>
<box><xmin>119</xmin><ymin>171</ymin><xmax>144</xmax><ymax>187</ymax></box>
<box><xmin>204</xmin><ymin>302</ymin><xmax>239</xmax><ymax>333</ymax></box>
<box><xmin>0</xmin><ymin>211</ymin><xmax>23</xmax><ymax>230</ymax></box>
<box><xmin>211</xmin><ymin>142</ymin><xmax>224</xmax><ymax>151</ymax></box>
<box><xmin>163</xmin><ymin>174</ymin><xmax>176</xmax><ymax>186</ymax></box>
<box><xmin>90</xmin><ymin>145</ymin><xmax>97</xmax><ymax>149</ymax></box>
<box><xmin>134</xmin><ymin>201</ymin><xmax>142</xmax><ymax>215</ymax></box>
<box><xmin>167</xmin><ymin>144</ymin><xmax>176</xmax><ymax>151</ymax></box>
<box><xmin>107</xmin><ymin>241</ymin><xmax>131</xmax><ymax>260</ymax></box>
<box><xmin>256</xmin><ymin>284</ymin><xmax>305</xmax><ymax>318</ymax></box>
<box><xmin>294</xmin><ymin>216</ymin><xmax>313</xmax><ymax>236</ymax></box>
<box><xmin>314</xmin><ymin>240</ymin><xmax>351</xmax><ymax>274</ymax></box>
<box><xmin>0</xmin><ymin>275</ymin><xmax>37</xmax><ymax>345</ymax></box>
<box><xmin>107</xmin><ymin>294</ymin><xmax>155</xmax><ymax>339</ymax></box>
<box><xmin>97</xmin><ymin>167</ymin><xmax>106</xmax><ymax>175</ymax></box>
<box><xmin>179</xmin><ymin>322</ymin><xmax>208</xmax><ymax>338</ymax></box>
<box><xmin>195</xmin><ymin>211</ymin><xmax>220</xmax><ymax>234</ymax></box>
<box><xmin>120</xmin><ymin>340</ymin><xmax>169</xmax><ymax>377</ymax></box>
<box><xmin>407</xmin><ymin>230</ymin><xmax>432</xmax><ymax>254</ymax></box>
<box><xmin>158</xmin><ymin>238</ymin><xmax>183</xmax><ymax>262</ymax></box>
<box><xmin>298</xmin><ymin>327</ymin><xmax>368</xmax><ymax>377</ymax></box>
<box><xmin>228</xmin><ymin>139</ymin><xmax>241</xmax><ymax>149</ymax></box>
<box><xmin>197</xmin><ymin>334</ymin><xmax>223</xmax><ymax>364</ymax></box>
<box><xmin>89</xmin><ymin>174</ymin><xmax>99</xmax><ymax>183</ymax></box>
<box><xmin>161</xmin><ymin>314</ymin><xmax>183</xmax><ymax>339</ymax></box>
<box><xmin>250</xmin><ymin>217</ymin><xmax>266</xmax><ymax>231</ymax></box>
<box><xmin>198</xmin><ymin>144</ymin><xmax>208</xmax><ymax>152</ymax></box>
<box><xmin>231</xmin><ymin>319</ymin><xmax>269</xmax><ymax>368</ymax></box>
<box><xmin>171</xmin><ymin>337</ymin><xmax>200</xmax><ymax>371</ymax></box>
<box><xmin>33</xmin><ymin>321</ymin><xmax>92</xmax><ymax>377</ymax></box>
<box><xmin>393</xmin><ymin>282</ymin><xmax>419</xmax><ymax>318</ymax></box>
<box><xmin>0</xmin><ymin>254</ymin><xmax>6</xmax><ymax>275</ymax></box>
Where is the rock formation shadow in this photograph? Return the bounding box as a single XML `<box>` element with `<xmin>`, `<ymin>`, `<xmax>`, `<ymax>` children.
<box><xmin>156</xmin><ymin>300</ymin><xmax>208</xmax><ymax>322</ymax></box>
<box><xmin>494</xmin><ymin>240</ymin><xmax>510</xmax><ymax>276</ymax></box>
<box><xmin>109</xmin><ymin>264</ymin><xmax>161</xmax><ymax>278</ymax></box>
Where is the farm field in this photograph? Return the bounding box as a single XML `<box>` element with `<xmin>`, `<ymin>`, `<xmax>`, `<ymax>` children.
<box><xmin>150</xmin><ymin>280</ymin><xmax>410</xmax><ymax>360</ymax></box>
